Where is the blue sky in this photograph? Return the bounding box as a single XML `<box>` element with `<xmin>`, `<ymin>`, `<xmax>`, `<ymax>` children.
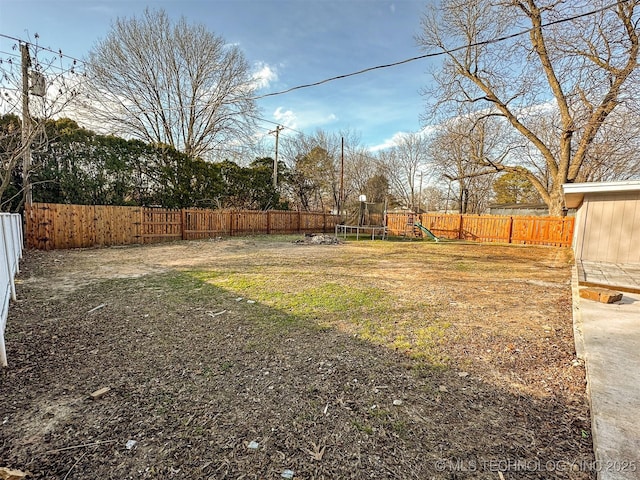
<box><xmin>0</xmin><ymin>0</ymin><xmax>436</xmax><ymax>151</ymax></box>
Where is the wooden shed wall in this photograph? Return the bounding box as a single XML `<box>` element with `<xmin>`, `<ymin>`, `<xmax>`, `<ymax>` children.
<box><xmin>576</xmin><ymin>191</ymin><xmax>640</xmax><ymax>263</ymax></box>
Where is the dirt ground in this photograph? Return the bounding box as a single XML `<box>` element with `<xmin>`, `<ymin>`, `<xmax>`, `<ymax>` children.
<box><xmin>0</xmin><ymin>236</ymin><xmax>595</xmax><ymax>479</ymax></box>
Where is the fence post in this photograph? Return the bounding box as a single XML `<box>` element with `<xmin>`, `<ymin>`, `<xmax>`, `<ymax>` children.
<box><xmin>181</xmin><ymin>209</ymin><xmax>186</xmax><ymax>241</ymax></box>
<box><xmin>45</xmin><ymin>203</ymin><xmax>53</xmax><ymax>250</ymax></box>
<box><xmin>563</xmin><ymin>217</ymin><xmax>572</xmax><ymax>247</ymax></box>
<box><xmin>507</xmin><ymin>216</ymin><xmax>514</xmax><ymax>244</ymax></box>
<box><xmin>266</xmin><ymin>210</ymin><xmax>271</xmax><ymax>235</ymax></box>
<box><xmin>137</xmin><ymin>208</ymin><xmax>143</xmax><ymax>245</ymax></box>
<box><xmin>298</xmin><ymin>211</ymin><xmax>302</xmax><ymax>233</ymax></box>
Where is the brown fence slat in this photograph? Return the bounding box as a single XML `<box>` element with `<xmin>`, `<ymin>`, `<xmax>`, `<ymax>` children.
<box><xmin>26</xmin><ymin>204</ymin><xmax>572</xmax><ymax>250</ymax></box>
<box><xmin>420</xmin><ymin>213</ymin><xmax>462</xmax><ymax>239</ymax></box>
<box><xmin>26</xmin><ymin>204</ymin><xmax>340</xmax><ymax>249</ymax></box>
<box><xmin>388</xmin><ymin>212</ymin><xmax>574</xmax><ymax>247</ymax></box>
<box><xmin>511</xmin><ymin>215</ymin><xmax>574</xmax><ymax>246</ymax></box>
<box><xmin>24</xmin><ymin>203</ymin><xmax>144</xmax><ymax>249</ymax></box>
<box><xmin>460</xmin><ymin>215</ymin><xmax>511</xmax><ymax>242</ymax></box>
<box><xmin>183</xmin><ymin>209</ymin><xmax>231</xmax><ymax>239</ymax></box>
<box><xmin>141</xmin><ymin>207</ymin><xmax>182</xmax><ymax>243</ymax></box>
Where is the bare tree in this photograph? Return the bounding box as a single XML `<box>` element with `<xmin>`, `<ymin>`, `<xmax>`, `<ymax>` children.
<box><xmin>345</xmin><ymin>146</ymin><xmax>383</xmax><ymax>202</ymax></box>
<box><xmin>83</xmin><ymin>9</ymin><xmax>257</xmax><ymax>159</ymax></box>
<box><xmin>280</xmin><ymin>129</ymin><xmax>368</xmax><ymax>213</ymax></box>
<box><xmin>427</xmin><ymin>116</ymin><xmax>503</xmax><ymax>213</ymax></box>
<box><xmin>418</xmin><ymin>0</ymin><xmax>640</xmax><ymax>215</ymax></box>
<box><xmin>378</xmin><ymin>131</ymin><xmax>429</xmax><ymax>210</ymax></box>
<box><xmin>1</xmin><ymin>38</ymin><xmax>82</xmax><ymax>209</ymax></box>
<box><xmin>279</xmin><ymin>131</ymin><xmax>332</xmax><ymax>211</ymax></box>
<box><xmin>421</xmin><ymin>185</ymin><xmax>448</xmax><ymax>212</ymax></box>
<box><xmin>576</xmin><ymin>105</ymin><xmax>640</xmax><ymax>182</ymax></box>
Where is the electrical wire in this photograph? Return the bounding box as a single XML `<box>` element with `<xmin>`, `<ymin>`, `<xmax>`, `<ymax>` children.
<box><xmin>0</xmin><ymin>49</ymin><xmax>20</xmax><ymax>60</ymax></box>
<box><xmin>245</xmin><ymin>112</ymin><xmax>306</xmax><ymax>137</ymax></box>
<box><xmin>1</xmin><ymin>0</ymin><xmax>630</xmax><ymax>103</ymax></box>
<box><xmin>0</xmin><ymin>38</ymin><xmax>87</xmax><ymax>87</ymax></box>
<box><xmin>0</xmin><ymin>33</ymin><xmax>87</xmax><ymax>67</ymax></box>
<box><xmin>245</xmin><ymin>112</ymin><xmax>392</xmax><ymax>171</ymax></box>
<box><xmin>253</xmin><ymin>0</ymin><xmax>632</xmax><ymax>99</ymax></box>
<box><xmin>0</xmin><ymin>0</ymin><xmax>632</xmax><ymax>152</ymax></box>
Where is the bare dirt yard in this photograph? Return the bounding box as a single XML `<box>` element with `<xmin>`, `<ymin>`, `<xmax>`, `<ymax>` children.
<box><xmin>1</xmin><ymin>236</ymin><xmax>594</xmax><ymax>479</ymax></box>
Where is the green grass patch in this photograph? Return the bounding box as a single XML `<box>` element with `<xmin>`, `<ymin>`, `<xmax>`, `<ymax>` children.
<box><xmin>190</xmin><ymin>270</ymin><xmax>270</xmax><ymax>292</ymax></box>
<box><xmin>351</xmin><ymin>420</ymin><xmax>374</xmax><ymax>435</ymax></box>
<box><xmin>186</xmin><ymin>266</ymin><xmax>453</xmax><ymax>364</ymax></box>
<box><xmin>83</xmin><ymin>263</ymin><xmax>454</xmax><ymax>368</ymax></box>
<box><xmin>453</xmin><ymin>262</ymin><xmax>472</xmax><ymax>271</ymax></box>
<box><xmin>272</xmin><ymin>282</ymin><xmax>385</xmax><ymax>316</ymax></box>
<box><xmin>190</xmin><ymin>270</ymin><xmax>386</xmax><ymax>317</ymax></box>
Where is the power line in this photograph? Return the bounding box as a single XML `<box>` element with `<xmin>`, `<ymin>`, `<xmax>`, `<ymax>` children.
<box><xmin>0</xmin><ymin>33</ymin><xmax>87</xmax><ymax>67</ymax></box>
<box><xmin>248</xmin><ymin>113</ymin><xmax>389</xmax><ymax>169</ymax></box>
<box><xmin>0</xmin><ymin>0</ymin><xmax>631</xmax><ymax>152</ymax></box>
<box><xmin>254</xmin><ymin>0</ymin><xmax>631</xmax><ymax>99</ymax></box>
<box><xmin>1</xmin><ymin>0</ymin><xmax>628</xmax><ymax>105</ymax></box>
<box><xmin>0</xmin><ymin>49</ymin><xmax>21</xmax><ymax>60</ymax></box>
<box><xmin>0</xmin><ymin>38</ymin><xmax>87</xmax><ymax>81</ymax></box>
<box><xmin>245</xmin><ymin>112</ymin><xmax>306</xmax><ymax>136</ymax></box>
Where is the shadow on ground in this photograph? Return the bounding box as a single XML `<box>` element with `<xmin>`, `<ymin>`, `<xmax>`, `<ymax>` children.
<box><xmin>0</xmin><ymin>244</ymin><xmax>594</xmax><ymax>479</ymax></box>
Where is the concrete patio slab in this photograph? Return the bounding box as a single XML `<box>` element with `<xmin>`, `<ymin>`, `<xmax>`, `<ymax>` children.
<box><xmin>572</xmin><ymin>265</ymin><xmax>640</xmax><ymax>480</ymax></box>
<box><xmin>577</xmin><ymin>261</ymin><xmax>640</xmax><ymax>293</ymax></box>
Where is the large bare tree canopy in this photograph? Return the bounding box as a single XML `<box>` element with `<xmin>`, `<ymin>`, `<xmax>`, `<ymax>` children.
<box><xmin>378</xmin><ymin>132</ymin><xmax>429</xmax><ymax>210</ymax></box>
<box><xmin>418</xmin><ymin>0</ymin><xmax>640</xmax><ymax>215</ymax></box>
<box><xmin>84</xmin><ymin>9</ymin><xmax>258</xmax><ymax>159</ymax></box>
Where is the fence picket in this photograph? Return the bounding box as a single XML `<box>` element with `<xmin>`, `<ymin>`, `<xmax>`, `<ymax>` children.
<box><xmin>0</xmin><ymin>213</ymin><xmax>23</xmax><ymax>367</ymax></box>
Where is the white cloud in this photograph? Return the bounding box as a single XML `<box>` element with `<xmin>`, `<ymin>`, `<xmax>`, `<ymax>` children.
<box><xmin>272</xmin><ymin>106</ymin><xmax>338</xmax><ymax>131</ymax></box>
<box><xmin>368</xmin><ymin>131</ymin><xmax>408</xmax><ymax>152</ymax></box>
<box><xmin>368</xmin><ymin>126</ymin><xmax>435</xmax><ymax>152</ymax></box>
<box><xmin>389</xmin><ymin>3</ymin><xmax>396</xmax><ymax>14</ymax></box>
<box><xmin>273</xmin><ymin>106</ymin><xmax>298</xmax><ymax>129</ymax></box>
<box><xmin>252</xmin><ymin>62</ymin><xmax>278</xmax><ymax>90</ymax></box>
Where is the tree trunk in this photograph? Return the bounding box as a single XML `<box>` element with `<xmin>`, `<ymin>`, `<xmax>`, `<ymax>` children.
<box><xmin>547</xmin><ymin>186</ymin><xmax>565</xmax><ymax>216</ymax></box>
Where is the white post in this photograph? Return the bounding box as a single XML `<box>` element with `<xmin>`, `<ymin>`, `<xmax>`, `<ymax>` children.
<box><xmin>1</xmin><ymin>217</ymin><xmax>16</xmax><ymax>301</ymax></box>
<box><xmin>0</xmin><ymin>326</ymin><xmax>7</xmax><ymax>367</ymax></box>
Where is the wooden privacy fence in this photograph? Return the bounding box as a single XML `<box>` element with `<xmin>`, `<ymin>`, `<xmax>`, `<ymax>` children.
<box><xmin>26</xmin><ymin>203</ymin><xmax>573</xmax><ymax>250</ymax></box>
<box><xmin>26</xmin><ymin>203</ymin><xmax>339</xmax><ymax>250</ymax></box>
<box><xmin>0</xmin><ymin>213</ymin><xmax>23</xmax><ymax>367</ymax></box>
<box><xmin>386</xmin><ymin>212</ymin><xmax>574</xmax><ymax>247</ymax></box>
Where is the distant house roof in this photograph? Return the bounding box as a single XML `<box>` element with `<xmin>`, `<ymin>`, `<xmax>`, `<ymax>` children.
<box><xmin>563</xmin><ymin>180</ymin><xmax>640</xmax><ymax>209</ymax></box>
<box><xmin>488</xmin><ymin>203</ymin><xmax>548</xmax><ymax>209</ymax></box>
<box><xmin>488</xmin><ymin>203</ymin><xmax>550</xmax><ymax>217</ymax></box>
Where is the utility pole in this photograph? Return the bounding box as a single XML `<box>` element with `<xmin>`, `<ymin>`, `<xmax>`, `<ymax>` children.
<box><xmin>269</xmin><ymin>125</ymin><xmax>284</xmax><ymax>190</ymax></box>
<box><xmin>418</xmin><ymin>171</ymin><xmax>423</xmax><ymax>213</ymax></box>
<box><xmin>339</xmin><ymin>137</ymin><xmax>344</xmax><ymax>218</ymax></box>
<box><xmin>21</xmin><ymin>43</ymin><xmax>32</xmax><ymax>207</ymax></box>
